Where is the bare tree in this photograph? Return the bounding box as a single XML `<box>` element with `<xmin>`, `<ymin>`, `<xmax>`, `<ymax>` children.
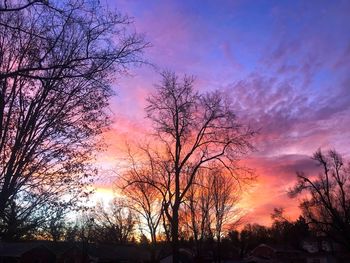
<box><xmin>122</xmin><ymin>147</ymin><xmax>163</xmax><ymax>246</ymax></box>
<box><xmin>123</xmin><ymin>180</ymin><xmax>162</xmax><ymax>244</ymax></box>
<box><xmin>126</xmin><ymin>71</ymin><xmax>254</xmax><ymax>263</ymax></box>
<box><xmin>183</xmin><ymin>170</ymin><xmax>213</xmax><ymax>255</ymax></box>
<box><xmin>183</xmin><ymin>167</ymin><xmax>241</xmax><ymax>261</ymax></box>
<box><xmin>211</xmin><ymin>167</ymin><xmax>240</xmax><ymax>263</ymax></box>
<box><xmin>289</xmin><ymin>149</ymin><xmax>350</xmax><ymax>249</ymax></box>
<box><xmin>121</xmin><ymin>154</ymin><xmax>163</xmax><ymax>261</ymax></box>
<box><xmin>0</xmin><ymin>0</ymin><xmax>147</xmax><ymax>239</ymax></box>
<box><xmin>91</xmin><ymin>198</ymin><xmax>136</xmax><ymax>244</ymax></box>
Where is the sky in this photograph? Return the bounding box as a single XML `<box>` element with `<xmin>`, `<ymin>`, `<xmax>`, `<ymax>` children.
<box><xmin>95</xmin><ymin>0</ymin><xmax>350</xmax><ymax>226</ymax></box>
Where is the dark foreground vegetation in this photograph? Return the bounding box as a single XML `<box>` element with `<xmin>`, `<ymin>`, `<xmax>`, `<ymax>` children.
<box><xmin>0</xmin><ymin>212</ymin><xmax>349</xmax><ymax>263</ymax></box>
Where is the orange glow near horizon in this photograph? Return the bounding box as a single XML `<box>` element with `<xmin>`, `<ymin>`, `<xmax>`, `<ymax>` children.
<box><xmin>93</xmin><ymin>124</ymin><xmax>305</xmax><ymax>227</ymax></box>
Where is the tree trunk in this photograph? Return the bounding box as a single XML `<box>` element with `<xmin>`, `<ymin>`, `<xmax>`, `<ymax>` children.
<box><xmin>172</xmin><ymin>208</ymin><xmax>180</xmax><ymax>263</ymax></box>
<box><xmin>150</xmin><ymin>231</ymin><xmax>157</xmax><ymax>263</ymax></box>
<box><xmin>217</xmin><ymin>235</ymin><xmax>221</xmax><ymax>263</ymax></box>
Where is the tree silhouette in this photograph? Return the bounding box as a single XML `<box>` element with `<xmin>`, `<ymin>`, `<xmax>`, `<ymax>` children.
<box><xmin>182</xmin><ymin>167</ymin><xmax>241</xmax><ymax>261</ymax></box>
<box><xmin>211</xmin><ymin>167</ymin><xmax>240</xmax><ymax>263</ymax></box>
<box><xmin>90</xmin><ymin>198</ymin><xmax>136</xmax><ymax>244</ymax></box>
<box><xmin>289</xmin><ymin>149</ymin><xmax>350</xmax><ymax>250</ymax></box>
<box><xmin>0</xmin><ymin>0</ymin><xmax>147</xmax><ymax>239</ymax></box>
<box><xmin>126</xmin><ymin>71</ymin><xmax>255</xmax><ymax>263</ymax></box>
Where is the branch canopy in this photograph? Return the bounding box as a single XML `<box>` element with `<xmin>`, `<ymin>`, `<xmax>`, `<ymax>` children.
<box><xmin>0</xmin><ymin>0</ymin><xmax>147</xmax><ymax>239</ymax></box>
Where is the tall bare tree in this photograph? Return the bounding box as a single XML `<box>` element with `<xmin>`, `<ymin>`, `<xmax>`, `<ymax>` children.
<box><xmin>0</xmin><ymin>0</ymin><xmax>147</xmax><ymax>239</ymax></box>
<box><xmin>289</xmin><ymin>149</ymin><xmax>350</xmax><ymax>250</ymax></box>
<box><xmin>121</xmin><ymin>152</ymin><xmax>163</xmax><ymax>261</ymax></box>
<box><xmin>183</xmin><ymin>170</ymin><xmax>213</xmax><ymax>255</ymax></box>
<box><xmin>183</xmin><ymin>167</ymin><xmax>241</xmax><ymax>261</ymax></box>
<box><xmin>126</xmin><ymin>71</ymin><xmax>254</xmax><ymax>263</ymax></box>
<box><xmin>211</xmin><ymin>168</ymin><xmax>240</xmax><ymax>263</ymax></box>
<box><xmin>122</xmin><ymin>147</ymin><xmax>163</xmax><ymax>246</ymax></box>
<box><xmin>122</xmin><ymin>179</ymin><xmax>162</xmax><ymax>245</ymax></box>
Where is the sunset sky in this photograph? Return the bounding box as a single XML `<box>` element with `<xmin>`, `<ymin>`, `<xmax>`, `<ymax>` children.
<box><xmin>95</xmin><ymin>0</ymin><xmax>350</xmax><ymax>226</ymax></box>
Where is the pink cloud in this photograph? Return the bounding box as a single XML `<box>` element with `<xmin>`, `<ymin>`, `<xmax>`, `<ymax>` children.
<box><xmin>240</xmin><ymin>154</ymin><xmax>319</xmax><ymax>225</ymax></box>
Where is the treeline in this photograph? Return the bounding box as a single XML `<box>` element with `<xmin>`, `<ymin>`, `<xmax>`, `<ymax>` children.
<box><xmin>0</xmin><ymin>201</ymin><xmax>313</xmax><ymax>259</ymax></box>
<box><xmin>229</xmin><ymin>213</ymin><xmax>310</xmax><ymax>257</ymax></box>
